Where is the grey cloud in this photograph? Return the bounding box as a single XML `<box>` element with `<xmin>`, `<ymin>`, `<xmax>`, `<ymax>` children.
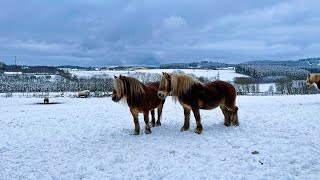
<box><xmin>0</xmin><ymin>0</ymin><xmax>319</xmax><ymax>66</ymax></box>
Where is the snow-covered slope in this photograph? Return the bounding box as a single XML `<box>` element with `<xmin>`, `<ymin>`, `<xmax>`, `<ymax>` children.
<box><xmin>0</xmin><ymin>95</ymin><xmax>319</xmax><ymax>179</ymax></box>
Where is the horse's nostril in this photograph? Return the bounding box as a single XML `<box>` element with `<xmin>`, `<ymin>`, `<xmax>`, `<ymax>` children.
<box><xmin>157</xmin><ymin>92</ymin><xmax>164</xmax><ymax>98</ymax></box>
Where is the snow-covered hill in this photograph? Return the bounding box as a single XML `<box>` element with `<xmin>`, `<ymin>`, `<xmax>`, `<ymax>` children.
<box><xmin>0</xmin><ymin>95</ymin><xmax>319</xmax><ymax>179</ymax></box>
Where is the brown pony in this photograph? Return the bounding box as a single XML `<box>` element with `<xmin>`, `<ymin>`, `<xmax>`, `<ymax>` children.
<box><xmin>112</xmin><ymin>75</ymin><xmax>164</xmax><ymax>135</ymax></box>
<box><xmin>306</xmin><ymin>73</ymin><xmax>320</xmax><ymax>89</ymax></box>
<box><xmin>158</xmin><ymin>72</ymin><xmax>239</xmax><ymax>134</ymax></box>
<box><xmin>146</xmin><ymin>82</ymin><xmax>166</xmax><ymax>127</ymax></box>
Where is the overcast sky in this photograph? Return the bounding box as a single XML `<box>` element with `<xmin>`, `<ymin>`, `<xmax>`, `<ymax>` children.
<box><xmin>0</xmin><ymin>0</ymin><xmax>319</xmax><ymax>66</ymax></box>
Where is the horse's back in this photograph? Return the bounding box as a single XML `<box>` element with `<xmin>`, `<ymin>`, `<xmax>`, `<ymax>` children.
<box><xmin>130</xmin><ymin>82</ymin><xmax>162</xmax><ymax>112</ymax></box>
<box><xmin>146</xmin><ymin>82</ymin><xmax>160</xmax><ymax>89</ymax></box>
<box><xmin>207</xmin><ymin>80</ymin><xmax>237</xmax><ymax>102</ymax></box>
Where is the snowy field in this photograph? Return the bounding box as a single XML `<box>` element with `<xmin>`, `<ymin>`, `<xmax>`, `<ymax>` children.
<box><xmin>71</xmin><ymin>69</ymin><xmax>247</xmax><ymax>82</ymax></box>
<box><xmin>1</xmin><ymin>95</ymin><xmax>320</xmax><ymax>179</ymax></box>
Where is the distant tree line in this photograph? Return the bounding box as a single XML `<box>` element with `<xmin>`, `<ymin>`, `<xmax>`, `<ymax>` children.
<box><xmin>235</xmin><ymin>64</ymin><xmax>312</xmax><ymax>80</ymax></box>
<box><xmin>234</xmin><ymin>77</ymin><xmax>319</xmax><ymax>95</ymax></box>
<box><xmin>1</xmin><ymin>69</ymin><xmax>319</xmax><ymax>95</ymax></box>
<box><xmin>160</xmin><ymin>61</ymin><xmax>229</xmax><ymax>69</ymax></box>
<box><xmin>1</xmin><ymin>63</ymin><xmax>72</xmax><ymax>79</ymax></box>
<box><xmin>0</xmin><ymin>69</ymin><xmax>218</xmax><ymax>93</ymax></box>
<box><xmin>0</xmin><ymin>75</ymin><xmax>113</xmax><ymax>93</ymax></box>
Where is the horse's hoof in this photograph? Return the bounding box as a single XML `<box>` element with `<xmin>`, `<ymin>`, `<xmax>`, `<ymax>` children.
<box><xmin>180</xmin><ymin>127</ymin><xmax>189</xmax><ymax>131</ymax></box>
<box><xmin>155</xmin><ymin>122</ymin><xmax>161</xmax><ymax>127</ymax></box>
<box><xmin>145</xmin><ymin>129</ymin><xmax>151</xmax><ymax>134</ymax></box>
<box><xmin>194</xmin><ymin>128</ymin><xmax>202</xmax><ymax>134</ymax></box>
<box><xmin>224</xmin><ymin>122</ymin><xmax>231</xmax><ymax>127</ymax></box>
<box><xmin>133</xmin><ymin>130</ymin><xmax>140</xmax><ymax>135</ymax></box>
<box><xmin>151</xmin><ymin>123</ymin><xmax>156</xmax><ymax>127</ymax></box>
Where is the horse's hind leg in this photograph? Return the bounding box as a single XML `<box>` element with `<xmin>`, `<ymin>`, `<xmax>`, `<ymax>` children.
<box><xmin>231</xmin><ymin>106</ymin><xmax>239</xmax><ymax>126</ymax></box>
<box><xmin>220</xmin><ymin>105</ymin><xmax>231</xmax><ymax>126</ymax></box>
<box><xmin>180</xmin><ymin>107</ymin><xmax>190</xmax><ymax>131</ymax></box>
<box><xmin>143</xmin><ymin>111</ymin><xmax>151</xmax><ymax>134</ymax></box>
<box><xmin>156</xmin><ymin>100</ymin><xmax>165</xmax><ymax>127</ymax></box>
<box><xmin>151</xmin><ymin>109</ymin><xmax>156</xmax><ymax>127</ymax></box>
<box><xmin>192</xmin><ymin>107</ymin><xmax>203</xmax><ymax>134</ymax></box>
<box><xmin>130</xmin><ymin>108</ymin><xmax>140</xmax><ymax>135</ymax></box>
<box><xmin>225</xmin><ymin>105</ymin><xmax>239</xmax><ymax>126</ymax></box>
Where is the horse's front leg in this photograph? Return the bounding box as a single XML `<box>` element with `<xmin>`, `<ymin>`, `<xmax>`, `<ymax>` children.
<box><xmin>192</xmin><ymin>107</ymin><xmax>203</xmax><ymax>134</ymax></box>
<box><xmin>181</xmin><ymin>107</ymin><xmax>190</xmax><ymax>131</ymax></box>
<box><xmin>143</xmin><ymin>111</ymin><xmax>151</xmax><ymax>134</ymax></box>
<box><xmin>156</xmin><ymin>101</ymin><xmax>165</xmax><ymax>127</ymax></box>
<box><xmin>130</xmin><ymin>108</ymin><xmax>140</xmax><ymax>135</ymax></box>
<box><xmin>150</xmin><ymin>109</ymin><xmax>156</xmax><ymax>127</ymax></box>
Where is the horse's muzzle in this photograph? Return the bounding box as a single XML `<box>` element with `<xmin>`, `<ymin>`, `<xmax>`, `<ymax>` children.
<box><xmin>112</xmin><ymin>96</ymin><xmax>120</xmax><ymax>102</ymax></box>
<box><xmin>157</xmin><ymin>91</ymin><xmax>166</xmax><ymax>100</ymax></box>
<box><xmin>306</xmin><ymin>83</ymin><xmax>311</xmax><ymax>88</ymax></box>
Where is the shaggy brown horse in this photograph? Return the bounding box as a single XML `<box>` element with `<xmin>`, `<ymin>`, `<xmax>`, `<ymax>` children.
<box><xmin>306</xmin><ymin>73</ymin><xmax>320</xmax><ymax>89</ymax></box>
<box><xmin>158</xmin><ymin>72</ymin><xmax>239</xmax><ymax>134</ymax></box>
<box><xmin>112</xmin><ymin>75</ymin><xmax>164</xmax><ymax>135</ymax></box>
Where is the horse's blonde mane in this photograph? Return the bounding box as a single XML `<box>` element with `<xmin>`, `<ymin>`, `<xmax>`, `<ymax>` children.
<box><xmin>171</xmin><ymin>74</ymin><xmax>206</xmax><ymax>96</ymax></box>
<box><xmin>114</xmin><ymin>76</ymin><xmax>145</xmax><ymax>101</ymax></box>
<box><xmin>159</xmin><ymin>75</ymin><xmax>167</xmax><ymax>91</ymax></box>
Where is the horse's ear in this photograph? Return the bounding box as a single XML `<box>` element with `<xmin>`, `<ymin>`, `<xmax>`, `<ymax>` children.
<box><xmin>114</xmin><ymin>75</ymin><xmax>117</xmax><ymax>79</ymax></box>
<box><xmin>119</xmin><ymin>75</ymin><xmax>125</xmax><ymax>80</ymax></box>
<box><xmin>162</xmin><ymin>72</ymin><xmax>165</xmax><ymax>75</ymax></box>
<box><xmin>308</xmin><ymin>74</ymin><xmax>310</xmax><ymax>78</ymax></box>
<box><xmin>167</xmin><ymin>74</ymin><xmax>171</xmax><ymax>80</ymax></box>
<box><xmin>164</xmin><ymin>73</ymin><xmax>171</xmax><ymax>80</ymax></box>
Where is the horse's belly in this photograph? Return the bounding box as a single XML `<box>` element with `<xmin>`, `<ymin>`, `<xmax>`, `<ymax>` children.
<box><xmin>199</xmin><ymin>100</ymin><xmax>220</xmax><ymax>110</ymax></box>
<box><xmin>201</xmin><ymin>105</ymin><xmax>219</xmax><ymax>110</ymax></box>
<box><xmin>179</xmin><ymin>100</ymin><xmax>192</xmax><ymax>110</ymax></box>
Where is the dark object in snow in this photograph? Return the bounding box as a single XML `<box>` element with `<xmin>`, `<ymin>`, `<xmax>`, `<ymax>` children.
<box><xmin>112</xmin><ymin>75</ymin><xmax>165</xmax><ymax>135</ymax></box>
<box><xmin>158</xmin><ymin>72</ymin><xmax>239</xmax><ymax>134</ymax></box>
<box><xmin>259</xmin><ymin>160</ymin><xmax>264</xmax><ymax>165</ymax></box>
<box><xmin>252</xmin><ymin>151</ymin><xmax>259</xmax><ymax>155</ymax></box>
<box><xmin>44</xmin><ymin>96</ymin><xmax>49</xmax><ymax>104</ymax></box>
<box><xmin>33</xmin><ymin>102</ymin><xmax>63</xmax><ymax>105</ymax></box>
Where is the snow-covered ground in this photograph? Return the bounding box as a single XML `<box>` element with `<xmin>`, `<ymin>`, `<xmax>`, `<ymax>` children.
<box><xmin>258</xmin><ymin>83</ymin><xmax>274</xmax><ymax>92</ymax></box>
<box><xmin>1</xmin><ymin>95</ymin><xmax>319</xmax><ymax>179</ymax></box>
<box><xmin>71</xmin><ymin>69</ymin><xmax>247</xmax><ymax>82</ymax></box>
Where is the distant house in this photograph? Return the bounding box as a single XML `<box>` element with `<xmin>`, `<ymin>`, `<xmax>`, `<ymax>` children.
<box><xmin>22</xmin><ymin>66</ymin><xmax>29</xmax><ymax>70</ymax></box>
<box><xmin>58</xmin><ymin>68</ymin><xmax>72</xmax><ymax>72</ymax></box>
<box><xmin>217</xmin><ymin>67</ymin><xmax>235</xmax><ymax>70</ymax></box>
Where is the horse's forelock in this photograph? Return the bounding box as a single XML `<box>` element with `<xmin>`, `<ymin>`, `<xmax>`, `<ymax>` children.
<box><xmin>159</xmin><ymin>75</ymin><xmax>167</xmax><ymax>91</ymax></box>
<box><xmin>114</xmin><ymin>78</ymin><xmax>124</xmax><ymax>96</ymax></box>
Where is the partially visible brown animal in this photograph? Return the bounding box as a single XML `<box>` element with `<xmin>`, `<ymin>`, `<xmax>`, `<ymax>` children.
<box><xmin>112</xmin><ymin>75</ymin><xmax>164</xmax><ymax>135</ymax></box>
<box><xmin>306</xmin><ymin>74</ymin><xmax>320</xmax><ymax>89</ymax></box>
<box><xmin>44</xmin><ymin>96</ymin><xmax>49</xmax><ymax>104</ymax></box>
<box><xmin>158</xmin><ymin>72</ymin><xmax>239</xmax><ymax>134</ymax></box>
<box><xmin>146</xmin><ymin>82</ymin><xmax>165</xmax><ymax>127</ymax></box>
